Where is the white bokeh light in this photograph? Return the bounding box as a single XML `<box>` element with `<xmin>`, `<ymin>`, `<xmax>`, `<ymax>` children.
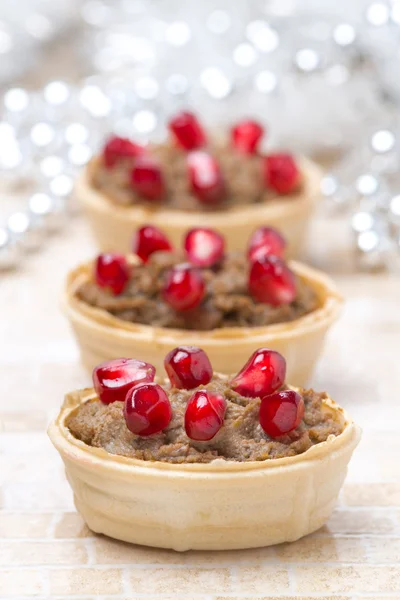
<box><xmin>233</xmin><ymin>43</ymin><xmax>257</xmax><ymax>67</ymax></box>
<box><xmin>132</xmin><ymin>110</ymin><xmax>157</xmax><ymax>134</ymax></box>
<box><xmin>246</xmin><ymin>21</ymin><xmax>279</xmax><ymax>53</ymax></box>
<box><xmin>295</xmin><ymin>48</ymin><xmax>320</xmax><ymax>72</ymax></box>
<box><xmin>371</xmin><ymin>130</ymin><xmax>395</xmax><ymax>153</ymax></box>
<box><xmin>44</xmin><ymin>81</ymin><xmax>70</xmax><ymax>106</ymax></box>
<box><xmin>165</xmin><ymin>22</ymin><xmax>191</xmax><ymax>47</ymax></box>
<box><xmin>254</xmin><ymin>70</ymin><xmax>277</xmax><ymax>93</ymax></box>
<box><xmin>4</xmin><ymin>88</ymin><xmax>29</xmax><ymax>112</ymax></box>
<box><xmin>200</xmin><ymin>67</ymin><xmax>232</xmax><ymax>99</ymax></box>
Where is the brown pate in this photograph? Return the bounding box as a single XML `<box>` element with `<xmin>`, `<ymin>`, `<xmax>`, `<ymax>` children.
<box><xmin>89</xmin><ymin>142</ymin><xmax>303</xmax><ymax>212</ymax></box>
<box><xmin>67</xmin><ymin>377</ymin><xmax>343</xmax><ymax>464</ymax></box>
<box><xmin>77</xmin><ymin>251</ymin><xmax>318</xmax><ymax>330</ymax></box>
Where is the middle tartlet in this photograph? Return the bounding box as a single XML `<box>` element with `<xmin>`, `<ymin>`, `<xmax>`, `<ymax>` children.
<box><xmin>63</xmin><ymin>226</ymin><xmax>342</xmax><ymax>385</ymax></box>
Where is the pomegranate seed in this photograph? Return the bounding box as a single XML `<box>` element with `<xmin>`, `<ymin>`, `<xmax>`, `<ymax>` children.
<box><xmin>132</xmin><ymin>225</ymin><xmax>173</xmax><ymax>263</ymax></box>
<box><xmin>248</xmin><ymin>226</ymin><xmax>286</xmax><ymax>262</ymax></box>
<box><xmin>168</xmin><ymin>111</ymin><xmax>207</xmax><ymax>150</ymax></box>
<box><xmin>164</xmin><ymin>346</ymin><xmax>213</xmax><ymax>390</ymax></box>
<box><xmin>93</xmin><ymin>358</ymin><xmax>156</xmax><ymax>405</ymax></box>
<box><xmin>264</xmin><ymin>153</ymin><xmax>300</xmax><ymax>194</ymax></box>
<box><xmin>260</xmin><ymin>390</ymin><xmax>304</xmax><ymax>438</ymax></box>
<box><xmin>249</xmin><ymin>256</ymin><xmax>297</xmax><ymax>306</ymax></box>
<box><xmin>103</xmin><ymin>136</ymin><xmax>144</xmax><ymax>168</ymax></box>
<box><xmin>95</xmin><ymin>253</ymin><xmax>129</xmax><ymax>295</ymax></box>
<box><xmin>187</xmin><ymin>151</ymin><xmax>226</xmax><ymax>205</ymax></box>
<box><xmin>231</xmin><ymin>120</ymin><xmax>264</xmax><ymax>154</ymax></box>
<box><xmin>184</xmin><ymin>227</ymin><xmax>225</xmax><ymax>268</ymax></box>
<box><xmin>162</xmin><ymin>264</ymin><xmax>205</xmax><ymax>311</ymax></box>
<box><xmin>230</xmin><ymin>348</ymin><xmax>286</xmax><ymax>399</ymax></box>
<box><xmin>124</xmin><ymin>382</ymin><xmax>172</xmax><ymax>436</ymax></box>
<box><xmin>185</xmin><ymin>390</ymin><xmax>226</xmax><ymax>441</ymax></box>
<box><xmin>131</xmin><ymin>156</ymin><xmax>165</xmax><ymax>201</ymax></box>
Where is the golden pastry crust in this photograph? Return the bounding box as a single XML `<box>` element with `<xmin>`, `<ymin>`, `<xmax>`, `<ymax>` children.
<box><xmin>63</xmin><ymin>257</ymin><xmax>342</xmax><ymax>386</ymax></box>
<box><xmin>76</xmin><ymin>156</ymin><xmax>322</xmax><ymax>257</ymax></box>
<box><xmin>48</xmin><ymin>384</ymin><xmax>360</xmax><ymax>551</ymax></box>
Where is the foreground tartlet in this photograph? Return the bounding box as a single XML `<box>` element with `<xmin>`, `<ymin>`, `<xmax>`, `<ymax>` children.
<box><xmin>77</xmin><ymin>112</ymin><xmax>321</xmax><ymax>256</ymax></box>
<box><xmin>63</xmin><ymin>226</ymin><xmax>342</xmax><ymax>385</ymax></box>
<box><xmin>48</xmin><ymin>348</ymin><xmax>360</xmax><ymax>551</ymax></box>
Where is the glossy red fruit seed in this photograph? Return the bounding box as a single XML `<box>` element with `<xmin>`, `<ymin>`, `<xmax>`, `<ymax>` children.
<box><xmin>231</xmin><ymin>120</ymin><xmax>264</xmax><ymax>154</ymax></box>
<box><xmin>187</xmin><ymin>151</ymin><xmax>226</xmax><ymax>205</ymax></box>
<box><xmin>124</xmin><ymin>382</ymin><xmax>172</xmax><ymax>436</ymax></box>
<box><xmin>249</xmin><ymin>256</ymin><xmax>297</xmax><ymax>306</ymax></box>
<box><xmin>131</xmin><ymin>156</ymin><xmax>165</xmax><ymax>201</ymax></box>
<box><xmin>230</xmin><ymin>348</ymin><xmax>286</xmax><ymax>399</ymax></box>
<box><xmin>185</xmin><ymin>390</ymin><xmax>227</xmax><ymax>441</ymax></box>
<box><xmin>259</xmin><ymin>389</ymin><xmax>304</xmax><ymax>438</ymax></box>
<box><xmin>132</xmin><ymin>225</ymin><xmax>173</xmax><ymax>263</ymax></box>
<box><xmin>95</xmin><ymin>253</ymin><xmax>129</xmax><ymax>295</ymax></box>
<box><xmin>93</xmin><ymin>358</ymin><xmax>156</xmax><ymax>405</ymax></box>
<box><xmin>103</xmin><ymin>136</ymin><xmax>144</xmax><ymax>168</ymax></box>
<box><xmin>248</xmin><ymin>226</ymin><xmax>286</xmax><ymax>262</ymax></box>
<box><xmin>164</xmin><ymin>346</ymin><xmax>213</xmax><ymax>390</ymax></box>
<box><xmin>168</xmin><ymin>111</ymin><xmax>207</xmax><ymax>150</ymax></box>
<box><xmin>184</xmin><ymin>227</ymin><xmax>225</xmax><ymax>268</ymax></box>
<box><xmin>264</xmin><ymin>153</ymin><xmax>300</xmax><ymax>194</ymax></box>
<box><xmin>162</xmin><ymin>264</ymin><xmax>205</xmax><ymax>311</ymax></box>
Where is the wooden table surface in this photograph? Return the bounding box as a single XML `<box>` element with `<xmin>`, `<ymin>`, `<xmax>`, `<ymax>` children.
<box><xmin>1</xmin><ymin>214</ymin><xmax>399</xmax><ymax>599</ymax></box>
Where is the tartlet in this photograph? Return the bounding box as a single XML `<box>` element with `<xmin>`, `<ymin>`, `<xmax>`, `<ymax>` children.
<box><xmin>63</xmin><ymin>226</ymin><xmax>342</xmax><ymax>386</ymax></box>
<box><xmin>77</xmin><ymin>113</ymin><xmax>321</xmax><ymax>256</ymax></box>
<box><xmin>48</xmin><ymin>349</ymin><xmax>360</xmax><ymax>551</ymax></box>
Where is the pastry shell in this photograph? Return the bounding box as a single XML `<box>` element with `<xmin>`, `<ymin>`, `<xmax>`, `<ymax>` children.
<box><xmin>63</xmin><ymin>258</ymin><xmax>342</xmax><ymax>387</ymax></box>
<box><xmin>48</xmin><ymin>385</ymin><xmax>360</xmax><ymax>551</ymax></box>
<box><xmin>77</xmin><ymin>157</ymin><xmax>321</xmax><ymax>257</ymax></box>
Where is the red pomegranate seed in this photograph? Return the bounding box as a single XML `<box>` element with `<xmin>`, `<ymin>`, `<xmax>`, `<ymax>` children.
<box><xmin>249</xmin><ymin>256</ymin><xmax>297</xmax><ymax>306</ymax></box>
<box><xmin>93</xmin><ymin>358</ymin><xmax>156</xmax><ymax>405</ymax></box>
<box><xmin>168</xmin><ymin>111</ymin><xmax>207</xmax><ymax>150</ymax></box>
<box><xmin>248</xmin><ymin>226</ymin><xmax>286</xmax><ymax>262</ymax></box>
<box><xmin>259</xmin><ymin>389</ymin><xmax>304</xmax><ymax>438</ymax></box>
<box><xmin>187</xmin><ymin>151</ymin><xmax>226</xmax><ymax>205</ymax></box>
<box><xmin>131</xmin><ymin>156</ymin><xmax>165</xmax><ymax>201</ymax></box>
<box><xmin>230</xmin><ymin>348</ymin><xmax>286</xmax><ymax>399</ymax></box>
<box><xmin>95</xmin><ymin>253</ymin><xmax>130</xmax><ymax>295</ymax></box>
<box><xmin>185</xmin><ymin>390</ymin><xmax>226</xmax><ymax>441</ymax></box>
<box><xmin>103</xmin><ymin>136</ymin><xmax>144</xmax><ymax>168</ymax></box>
<box><xmin>231</xmin><ymin>120</ymin><xmax>264</xmax><ymax>154</ymax></box>
<box><xmin>162</xmin><ymin>264</ymin><xmax>205</xmax><ymax>311</ymax></box>
<box><xmin>132</xmin><ymin>225</ymin><xmax>173</xmax><ymax>263</ymax></box>
<box><xmin>164</xmin><ymin>346</ymin><xmax>213</xmax><ymax>390</ymax></box>
<box><xmin>124</xmin><ymin>382</ymin><xmax>172</xmax><ymax>436</ymax></box>
<box><xmin>264</xmin><ymin>153</ymin><xmax>300</xmax><ymax>194</ymax></box>
<box><xmin>184</xmin><ymin>227</ymin><xmax>225</xmax><ymax>268</ymax></box>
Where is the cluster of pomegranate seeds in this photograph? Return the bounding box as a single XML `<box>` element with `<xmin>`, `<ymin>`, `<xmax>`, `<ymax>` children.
<box><xmin>103</xmin><ymin>136</ymin><xmax>144</xmax><ymax>168</ymax></box>
<box><xmin>168</xmin><ymin>111</ymin><xmax>207</xmax><ymax>150</ymax></box>
<box><xmin>184</xmin><ymin>227</ymin><xmax>225</xmax><ymax>268</ymax></box>
<box><xmin>249</xmin><ymin>255</ymin><xmax>297</xmax><ymax>306</ymax></box>
<box><xmin>131</xmin><ymin>156</ymin><xmax>165</xmax><ymax>201</ymax></box>
<box><xmin>124</xmin><ymin>383</ymin><xmax>172</xmax><ymax>436</ymax></box>
<box><xmin>132</xmin><ymin>225</ymin><xmax>173</xmax><ymax>263</ymax></box>
<box><xmin>164</xmin><ymin>346</ymin><xmax>213</xmax><ymax>390</ymax></box>
<box><xmin>91</xmin><ymin>346</ymin><xmax>305</xmax><ymax>442</ymax></box>
<box><xmin>185</xmin><ymin>390</ymin><xmax>227</xmax><ymax>441</ymax></box>
<box><xmin>248</xmin><ymin>226</ymin><xmax>286</xmax><ymax>262</ymax></box>
<box><xmin>187</xmin><ymin>151</ymin><xmax>226</xmax><ymax>205</ymax></box>
<box><xmin>162</xmin><ymin>264</ymin><xmax>205</xmax><ymax>311</ymax></box>
<box><xmin>92</xmin><ymin>358</ymin><xmax>156</xmax><ymax>405</ymax></box>
<box><xmin>264</xmin><ymin>153</ymin><xmax>300</xmax><ymax>194</ymax></box>
<box><xmin>231</xmin><ymin>120</ymin><xmax>264</xmax><ymax>154</ymax></box>
<box><xmin>259</xmin><ymin>389</ymin><xmax>304</xmax><ymax>437</ymax></box>
<box><xmin>230</xmin><ymin>348</ymin><xmax>286</xmax><ymax>399</ymax></box>
<box><xmin>95</xmin><ymin>253</ymin><xmax>130</xmax><ymax>295</ymax></box>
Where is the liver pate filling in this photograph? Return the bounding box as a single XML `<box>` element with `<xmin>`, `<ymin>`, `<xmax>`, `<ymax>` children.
<box><xmin>89</xmin><ymin>143</ymin><xmax>302</xmax><ymax>212</ymax></box>
<box><xmin>76</xmin><ymin>251</ymin><xmax>318</xmax><ymax>330</ymax></box>
<box><xmin>67</xmin><ymin>378</ymin><xmax>343</xmax><ymax>464</ymax></box>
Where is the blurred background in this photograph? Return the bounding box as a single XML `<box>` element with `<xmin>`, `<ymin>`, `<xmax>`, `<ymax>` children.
<box><xmin>0</xmin><ymin>0</ymin><xmax>400</xmax><ymax>272</ymax></box>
